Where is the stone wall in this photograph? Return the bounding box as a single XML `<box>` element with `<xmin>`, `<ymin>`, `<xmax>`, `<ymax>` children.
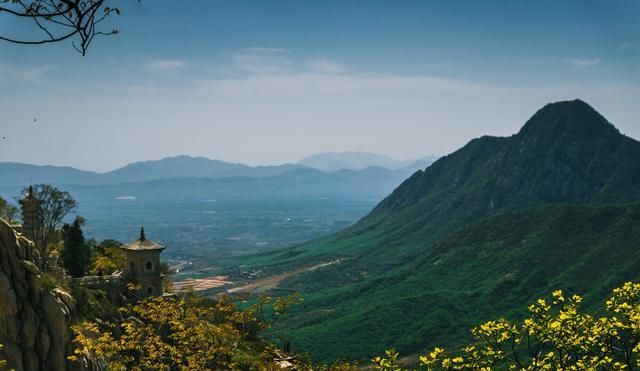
<box><xmin>73</xmin><ymin>271</ymin><xmax>124</xmax><ymax>301</ymax></box>
<box><xmin>0</xmin><ymin>219</ymin><xmax>75</xmax><ymax>371</ymax></box>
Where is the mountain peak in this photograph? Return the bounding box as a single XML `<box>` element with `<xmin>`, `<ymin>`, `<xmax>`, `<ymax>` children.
<box><xmin>517</xmin><ymin>99</ymin><xmax>619</xmax><ymax>140</ymax></box>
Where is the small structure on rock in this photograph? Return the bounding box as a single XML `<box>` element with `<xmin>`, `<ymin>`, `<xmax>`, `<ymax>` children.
<box><xmin>74</xmin><ymin>227</ymin><xmax>167</xmax><ymax>298</ymax></box>
<box><xmin>121</xmin><ymin>227</ymin><xmax>166</xmax><ymax>297</ymax></box>
<box><xmin>18</xmin><ymin>186</ymin><xmax>41</xmax><ymax>248</ymax></box>
<box><xmin>15</xmin><ymin>190</ymin><xmax>167</xmax><ymax>298</ymax></box>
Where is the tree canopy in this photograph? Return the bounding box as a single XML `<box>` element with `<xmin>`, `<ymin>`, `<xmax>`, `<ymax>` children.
<box><xmin>61</xmin><ymin>216</ymin><xmax>90</xmax><ymax>277</ymax></box>
<box><xmin>0</xmin><ymin>196</ymin><xmax>18</xmax><ymax>223</ymax></box>
<box><xmin>21</xmin><ymin>184</ymin><xmax>78</xmax><ymax>268</ymax></box>
<box><xmin>67</xmin><ymin>293</ymin><xmax>355</xmax><ymax>370</ymax></box>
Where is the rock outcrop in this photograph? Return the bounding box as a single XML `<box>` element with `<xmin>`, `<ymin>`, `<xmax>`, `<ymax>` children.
<box><xmin>0</xmin><ymin>219</ymin><xmax>74</xmax><ymax>371</ymax></box>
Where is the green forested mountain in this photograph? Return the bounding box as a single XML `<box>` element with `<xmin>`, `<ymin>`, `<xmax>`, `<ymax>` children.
<box><xmin>235</xmin><ymin>99</ymin><xmax>640</xmax><ymax>361</ymax></box>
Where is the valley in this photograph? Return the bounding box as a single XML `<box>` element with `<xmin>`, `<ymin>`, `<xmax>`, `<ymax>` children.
<box><xmin>0</xmin><ymin>155</ymin><xmax>433</xmax><ymax>281</ymax></box>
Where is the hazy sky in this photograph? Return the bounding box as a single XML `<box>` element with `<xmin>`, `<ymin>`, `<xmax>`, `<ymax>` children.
<box><xmin>0</xmin><ymin>0</ymin><xmax>638</xmax><ymax>171</ymax></box>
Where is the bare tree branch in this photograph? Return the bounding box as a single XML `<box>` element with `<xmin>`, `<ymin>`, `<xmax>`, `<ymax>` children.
<box><xmin>0</xmin><ymin>0</ymin><xmax>131</xmax><ymax>55</ymax></box>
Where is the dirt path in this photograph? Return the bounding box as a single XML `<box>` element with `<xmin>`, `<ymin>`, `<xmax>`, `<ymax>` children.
<box><xmin>227</xmin><ymin>259</ymin><xmax>342</xmax><ymax>294</ymax></box>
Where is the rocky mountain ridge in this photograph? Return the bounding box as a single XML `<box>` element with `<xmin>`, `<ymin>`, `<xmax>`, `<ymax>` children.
<box><xmin>0</xmin><ymin>220</ymin><xmax>74</xmax><ymax>371</ymax></box>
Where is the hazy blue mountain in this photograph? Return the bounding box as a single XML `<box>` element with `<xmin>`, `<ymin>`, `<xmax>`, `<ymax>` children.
<box><xmin>0</xmin><ymin>163</ymin><xmax>102</xmax><ymax>188</ymax></box>
<box><xmin>0</xmin><ymin>156</ymin><xmax>308</xmax><ymax>187</ymax></box>
<box><xmin>299</xmin><ymin>151</ymin><xmax>433</xmax><ymax>172</ymax></box>
<box><xmin>101</xmin><ymin>155</ymin><xmax>308</xmax><ymax>184</ymax></box>
<box><xmin>101</xmin><ymin>155</ymin><xmax>249</xmax><ymax>183</ymax></box>
<box><xmin>0</xmin><ymin>157</ymin><xmax>432</xmax><ymax>261</ymax></box>
<box><xmin>0</xmin><ymin>154</ymin><xmax>435</xmax><ymax>188</ymax></box>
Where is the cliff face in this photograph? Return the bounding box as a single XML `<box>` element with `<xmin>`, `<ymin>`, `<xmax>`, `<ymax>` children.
<box><xmin>0</xmin><ymin>219</ymin><xmax>75</xmax><ymax>371</ymax></box>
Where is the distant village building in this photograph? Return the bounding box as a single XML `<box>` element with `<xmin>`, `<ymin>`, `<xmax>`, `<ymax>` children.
<box><xmin>121</xmin><ymin>227</ymin><xmax>166</xmax><ymax>297</ymax></box>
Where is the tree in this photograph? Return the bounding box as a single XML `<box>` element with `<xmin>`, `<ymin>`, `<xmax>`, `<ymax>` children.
<box><xmin>89</xmin><ymin>239</ymin><xmax>125</xmax><ymax>276</ymax></box>
<box><xmin>61</xmin><ymin>216</ymin><xmax>90</xmax><ymax>277</ymax></box>
<box><xmin>20</xmin><ymin>184</ymin><xmax>78</xmax><ymax>268</ymax></box>
<box><xmin>68</xmin><ymin>293</ymin><xmax>329</xmax><ymax>371</ymax></box>
<box><xmin>0</xmin><ymin>0</ymin><xmax>128</xmax><ymax>55</ymax></box>
<box><xmin>0</xmin><ymin>196</ymin><xmax>18</xmax><ymax>222</ymax></box>
<box><xmin>373</xmin><ymin>282</ymin><xmax>640</xmax><ymax>370</ymax></box>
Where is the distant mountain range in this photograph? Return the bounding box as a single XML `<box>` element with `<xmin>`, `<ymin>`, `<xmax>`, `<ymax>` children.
<box><xmin>0</xmin><ymin>154</ymin><xmax>436</xmax><ymax>187</ymax></box>
<box><xmin>236</xmin><ymin>99</ymin><xmax>640</xmax><ymax>361</ymax></box>
<box><xmin>0</xmin><ymin>153</ymin><xmax>437</xmax><ymax>259</ymax></box>
<box><xmin>298</xmin><ymin>152</ymin><xmax>436</xmax><ymax>172</ymax></box>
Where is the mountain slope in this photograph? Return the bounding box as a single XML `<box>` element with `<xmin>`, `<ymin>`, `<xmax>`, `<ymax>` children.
<box><xmin>235</xmin><ymin>99</ymin><xmax>640</xmax><ymax>361</ymax></box>
<box><xmin>281</xmin><ymin>202</ymin><xmax>640</xmax><ymax>361</ymax></box>
<box><xmin>247</xmin><ymin>100</ymin><xmax>640</xmax><ymax>274</ymax></box>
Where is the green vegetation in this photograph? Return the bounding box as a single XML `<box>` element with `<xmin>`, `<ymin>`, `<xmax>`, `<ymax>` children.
<box><xmin>374</xmin><ymin>283</ymin><xmax>640</xmax><ymax>370</ymax></box>
<box><xmin>223</xmin><ymin>100</ymin><xmax>640</xmax><ymax>361</ymax></box>
<box><xmin>89</xmin><ymin>239</ymin><xmax>125</xmax><ymax>276</ymax></box>
<box><xmin>66</xmin><ymin>282</ymin><xmax>640</xmax><ymax>370</ymax></box>
<box><xmin>0</xmin><ymin>196</ymin><xmax>18</xmax><ymax>223</ymax></box>
<box><xmin>61</xmin><ymin>217</ymin><xmax>91</xmax><ymax>277</ymax></box>
<box><xmin>69</xmin><ymin>293</ymin><xmax>357</xmax><ymax>370</ymax></box>
<box><xmin>21</xmin><ymin>184</ymin><xmax>78</xmax><ymax>270</ymax></box>
<box><xmin>269</xmin><ymin>203</ymin><xmax>639</xmax><ymax>361</ymax></box>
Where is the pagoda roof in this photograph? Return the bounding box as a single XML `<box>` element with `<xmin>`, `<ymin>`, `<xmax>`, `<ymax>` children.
<box><xmin>121</xmin><ymin>227</ymin><xmax>165</xmax><ymax>251</ymax></box>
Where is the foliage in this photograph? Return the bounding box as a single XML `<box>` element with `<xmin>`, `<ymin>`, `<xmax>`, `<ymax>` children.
<box><xmin>0</xmin><ymin>343</ymin><xmax>6</xmax><ymax>369</ymax></box>
<box><xmin>372</xmin><ymin>282</ymin><xmax>640</xmax><ymax>370</ymax></box>
<box><xmin>246</xmin><ymin>202</ymin><xmax>640</xmax><ymax>362</ymax></box>
<box><xmin>0</xmin><ymin>196</ymin><xmax>18</xmax><ymax>223</ymax></box>
<box><xmin>89</xmin><ymin>239</ymin><xmax>125</xmax><ymax>276</ymax></box>
<box><xmin>61</xmin><ymin>216</ymin><xmax>91</xmax><ymax>277</ymax></box>
<box><xmin>41</xmin><ymin>272</ymin><xmax>62</xmax><ymax>292</ymax></box>
<box><xmin>20</xmin><ymin>184</ymin><xmax>78</xmax><ymax>269</ymax></box>
<box><xmin>68</xmin><ymin>293</ymin><xmax>317</xmax><ymax>370</ymax></box>
<box><xmin>72</xmin><ymin>285</ymin><xmax>121</xmax><ymax>321</ymax></box>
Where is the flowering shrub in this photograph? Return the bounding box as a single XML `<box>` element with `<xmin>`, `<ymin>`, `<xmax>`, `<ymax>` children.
<box><xmin>373</xmin><ymin>282</ymin><xmax>640</xmax><ymax>370</ymax></box>
<box><xmin>69</xmin><ymin>293</ymin><xmax>307</xmax><ymax>370</ymax></box>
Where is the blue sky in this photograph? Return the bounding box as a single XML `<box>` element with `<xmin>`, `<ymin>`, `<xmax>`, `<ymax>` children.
<box><xmin>0</xmin><ymin>0</ymin><xmax>638</xmax><ymax>171</ymax></box>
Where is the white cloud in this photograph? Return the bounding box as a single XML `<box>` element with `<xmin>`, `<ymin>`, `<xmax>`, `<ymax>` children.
<box><xmin>306</xmin><ymin>57</ymin><xmax>345</xmax><ymax>74</ymax></box>
<box><xmin>233</xmin><ymin>48</ymin><xmax>292</xmax><ymax>75</ymax></box>
<box><xmin>3</xmin><ymin>55</ymin><xmax>640</xmax><ymax>171</ymax></box>
<box><xmin>567</xmin><ymin>58</ymin><xmax>600</xmax><ymax>68</ymax></box>
<box><xmin>146</xmin><ymin>59</ymin><xmax>187</xmax><ymax>72</ymax></box>
<box><xmin>197</xmin><ymin>73</ymin><xmax>505</xmax><ymax>99</ymax></box>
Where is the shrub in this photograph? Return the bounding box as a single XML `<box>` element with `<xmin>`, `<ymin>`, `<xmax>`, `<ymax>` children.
<box><xmin>373</xmin><ymin>282</ymin><xmax>640</xmax><ymax>370</ymax></box>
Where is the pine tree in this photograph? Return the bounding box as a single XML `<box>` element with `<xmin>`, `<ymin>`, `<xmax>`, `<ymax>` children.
<box><xmin>61</xmin><ymin>217</ymin><xmax>90</xmax><ymax>277</ymax></box>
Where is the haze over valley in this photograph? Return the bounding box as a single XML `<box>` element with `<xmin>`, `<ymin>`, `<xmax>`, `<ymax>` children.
<box><xmin>0</xmin><ymin>153</ymin><xmax>435</xmax><ymax>278</ymax></box>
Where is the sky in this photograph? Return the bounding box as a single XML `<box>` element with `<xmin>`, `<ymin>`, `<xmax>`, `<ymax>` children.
<box><xmin>0</xmin><ymin>0</ymin><xmax>638</xmax><ymax>172</ymax></box>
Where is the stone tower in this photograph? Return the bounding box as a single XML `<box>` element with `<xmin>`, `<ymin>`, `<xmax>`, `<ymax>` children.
<box><xmin>121</xmin><ymin>227</ymin><xmax>165</xmax><ymax>297</ymax></box>
<box><xmin>19</xmin><ymin>186</ymin><xmax>42</xmax><ymax>245</ymax></box>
